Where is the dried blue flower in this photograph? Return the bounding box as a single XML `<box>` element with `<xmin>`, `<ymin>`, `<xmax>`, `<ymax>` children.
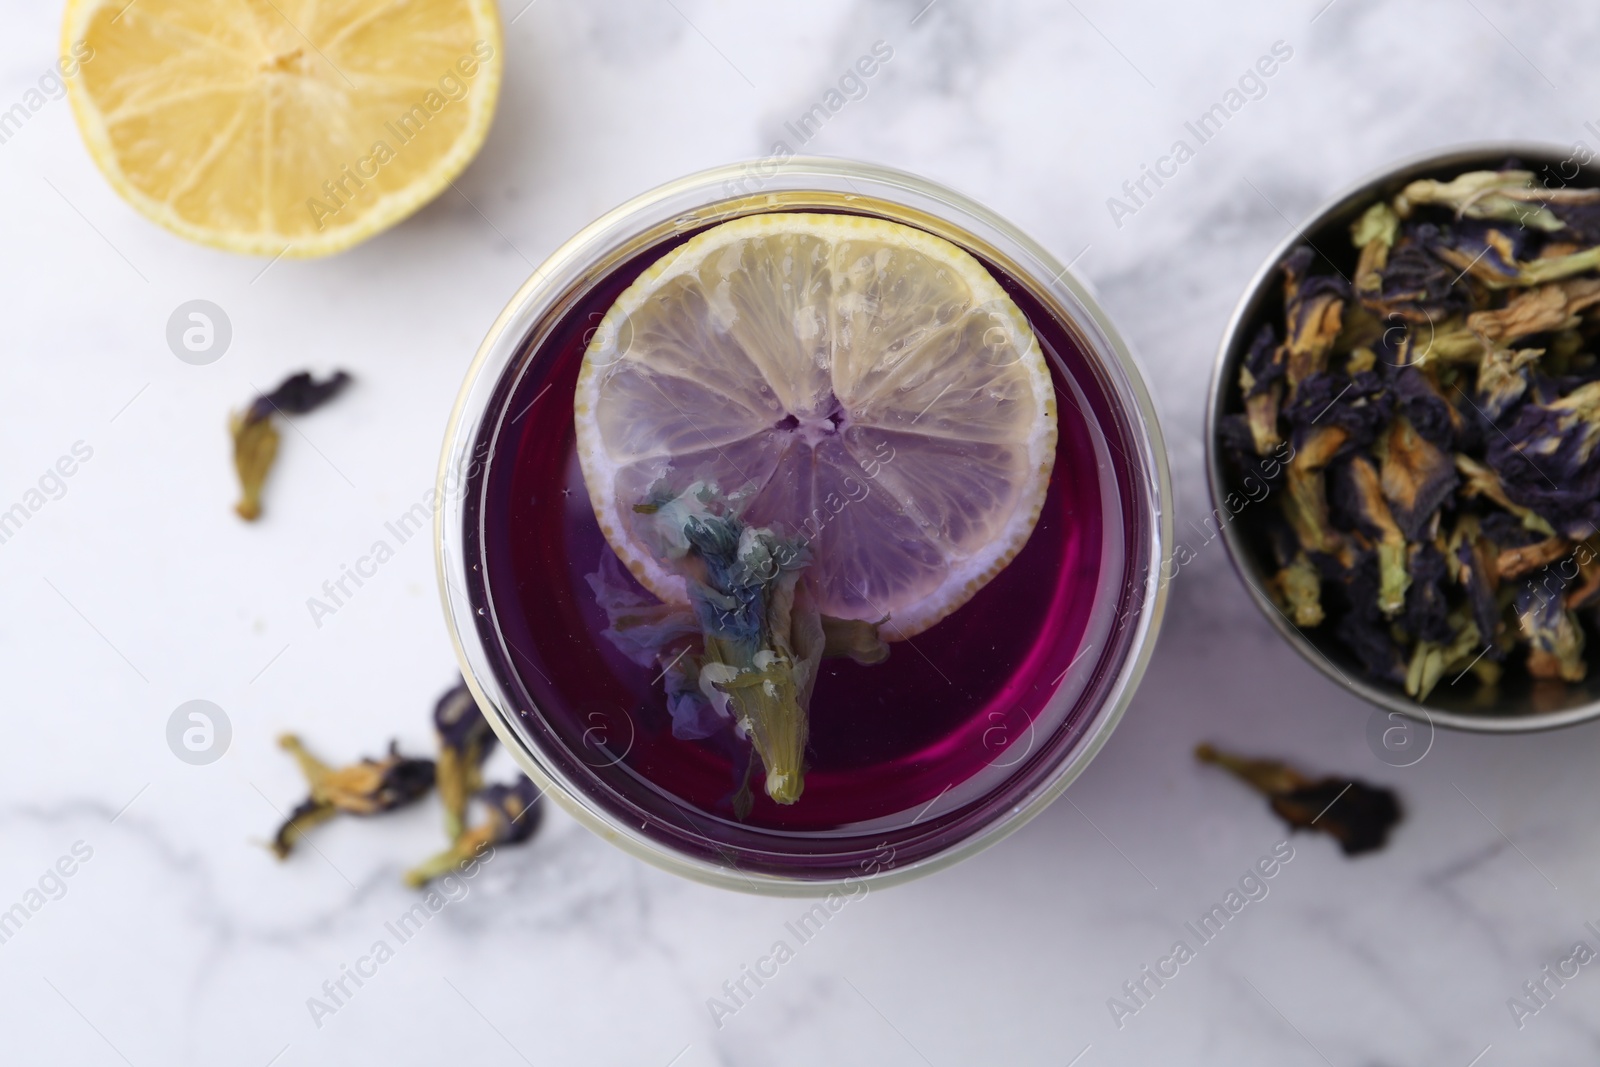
<box><xmin>1239</xmin><ymin>324</ymin><xmax>1286</xmax><ymax>454</ymax></box>
<box><xmin>1390</xmin><ymin>366</ymin><xmax>1459</xmax><ymax>450</ymax></box>
<box><xmin>406</xmin><ymin>777</ymin><xmax>544</xmax><ymax>887</ymax></box>
<box><xmin>1403</xmin><ymin>543</ymin><xmax>1453</xmax><ymax>643</ymax></box>
<box><xmin>1516</xmin><ymin>574</ymin><xmax>1587</xmax><ymax>682</ymax></box>
<box><xmin>1280</xmin><ymin>248</ymin><xmax>1348</xmax><ymax>398</ymax></box>
<box><xmin>589</xmin><ymin>481</ymin><xmax>889</xmax><ymax>806</ymax></box>
<box><xmin>1235</xmin><ymin>166</ymin><xmax>1600</xmax><ymax>703</ymax></box>
<box><xmin>232</xmin><ymin>370</ymin><xmax>353</xmax><ymax>521</ymax></box>
<box><xmin>1283</xmin><ymin>370</ymin><xmax>1391</xmax><ymax>451</ymax></box>
<box><xmin>433</xmin><ymin>680</ymin><xmax>497</xmax><ymax>842</ymax></box>
<box><xmin>270</xmin><ymin>736</ymin><xmax>436</xmax><ymax>859</ymax></box>
<box><xmin>1362</xmin><ymin>223</ymin><xmax>1475</xmax><ymax>323</ymax></box>
<box><xmin>1329</xmin><ymin>456</ymin><xmax>1410</xmax><ymax>615</ymax></box>
<box><xmin>245</xmin><ymin>370</ymin><xmax>353</xmax><ymax>424</ymax></box>
<box><xmin>1486</xmin><ymin>380</ymin><xmax>1600</xmax><ymax>538</ymax></box>
<box><xmin>1447</xmin><ymin>516</ymin><xmax>1504</xmax><ymax>656</ymax></box>
<box><xmin>1377</xmin><ymin>417</ymin><xmax>1458</xmax><ymax>542</ymax></box>
<box><xmin>1196</xmin><ymin>744</ymin><xmax>1402</xmax><ymax>856</ymax></box>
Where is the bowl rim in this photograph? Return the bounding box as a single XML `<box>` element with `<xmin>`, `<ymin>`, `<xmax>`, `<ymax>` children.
<box><xmin>1205</xmin><ymin>138</ymin><xmax>1600</xmax><ymax>734</ymax></box>
<box><xmin>435</xmin><ymin>155</ymin><xmax>1175</xmax><ymax>894</ymax></box>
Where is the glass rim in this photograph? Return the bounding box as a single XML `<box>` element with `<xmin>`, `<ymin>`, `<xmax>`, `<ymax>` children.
<box><xmin>435</xmin><ymin>156</ymin><xmax>1174</xmax><ymax>895</ymax></box>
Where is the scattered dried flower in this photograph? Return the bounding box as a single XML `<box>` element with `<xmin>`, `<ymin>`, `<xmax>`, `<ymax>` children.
<box><xmin>1196</xmin><ymin>744</ymin><xmax>1402</xmax><ymax>856</ymax></box>
<box><xmin>231</xmin><ymin>370</ymin><xmax>351</xmax><ymax>521</ymax></box>
<box><xmin>269</xmin><ymin>735</ymin><xmax>435</xmax><ymax>859</ymax></box>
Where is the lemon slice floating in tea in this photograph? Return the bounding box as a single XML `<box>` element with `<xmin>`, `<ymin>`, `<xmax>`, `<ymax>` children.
<box><xmin>62</xmin><ymin>0</ymin><xmax>501</xmax><ymax>257</ymax></box>
<box><xmin>575</xmin><ymin>213</ymin><xmax>1058</xmax><ymax>639</ymax></box>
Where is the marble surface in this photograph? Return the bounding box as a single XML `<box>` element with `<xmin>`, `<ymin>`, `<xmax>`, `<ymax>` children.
<box><xmin>6</xmin><ymin>0</ymin><xmax>1600</xmax><ymax>1064</ymax></box>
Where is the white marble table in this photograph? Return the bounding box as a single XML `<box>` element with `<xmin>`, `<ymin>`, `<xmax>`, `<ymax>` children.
<box><xmin>5</xmin><ymin>0</ymin><xmax>1600</xmax><ymax>1063</ymax></box>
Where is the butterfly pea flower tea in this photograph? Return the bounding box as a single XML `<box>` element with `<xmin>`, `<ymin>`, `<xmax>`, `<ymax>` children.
<box><xmin>437</xmin><ymin>160</ymin><xmax>1170</xmax><ymax>892</ymax></box>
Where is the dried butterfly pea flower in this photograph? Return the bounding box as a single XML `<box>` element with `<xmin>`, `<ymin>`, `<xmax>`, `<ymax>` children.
<box><xmin>1377</xmin><ymin>416</ymin><xmax>1458</xmax><ymax>542</ymax></box>
<box><xmin>245</xmin><ymin>370</ymin><xmax>352</xmax><ymax>423</ymax></box>
<box><xmin>1427</xmin><ymin>225</ymin><xmax>1525</xmax><ymax>291</ymax></box>
<box><xmin>1454</xmin><ymin>455</ymin><xmax>1557</xmax><ymax>536</ymax></box>
<box><xmin>1516</xmin><ymin>574</ymin><xmax>1587</xmax><ymax>682</ymax></box>
<box><xmin>1496</xmin><ymin>536</ymin><xmax>1572</xmax><ymax>579</ymax></box>
<box><xmin>433</xmin><ymin>680</ymin><xmax>498</xmax><ymax>842</ymax></box>
<box><xmin>1329</xmin><ymin>456</ymin><xmax>1410</xmax><ymax>615</ymax></box>
<box><xmin>269</xmin><ymin>736</ymin><xmax>436</xmax><ymax>859</ymax></box>
<box><xmin>1448</xmin><ymin>516</ymin><xmax>1504</xmax><ymax>656</ymax></box>
<box><xmin>1281</xmin><ymin>256</ymin><xmax>1348</xmax><ymax>398</ymax></box>
<box><xmin>1352</xmin><ymin>201</ymin><xmax>1400</xmax><ymax>294</ymax></box>
<box><xmin>1238</xmin><ymin>324</ymin><xmax>1286</xmax><ymax>455</ymax></box>
<box><xmin>1283</xmin><ymin>370</ymin><xmax>1392</xmax><ymax>451</ymax></box>
<box><xmin>1230</xmin><ymin>166</ymin><xmax>1600</xmax><ymax>702</ymax></box>
<box><xmin>592</xmin><ymin>481</ymin><xmax>888</xmax><ymax>806</ymax></box>
<box><xmin>1467</xmin><ymin>278</ymin><xmax>1600</xmax><ymax>343</ymax></box>
<box><xmin>1486</xmin><ymin>380</ymin><xmax>1600</xmax><ymax>538</ymax></box>
<box><xmin>231</xmin><ymin>370</ymin><xmax>352</xmax><ymax>521</ymax></box>
<box><xmin>1390</xmin><ymin>367</ymin><xmax>1460</xmax><ymax>450</ymax></box>
<box><xmin>1195</xmin><ymin>744</ymin><xmax>1402</xmax><ymax>856</ymax></box>
<box><xmin>1264</xmin><ymin>518</ymin><xmax>1324</xmax><ymax>627</ymax></box>
<box><xmin>1363</xmin><ymin>224</ymin><xmax>1476</xmax><ymax>323</ymax></box>
<box><xmin>1398</xmin><ymin>170</ymin><xmax>1569</xmax><ymax>232</ymax></box>
<box><xmin>1402</xmin><ymin>542</ymin><xmax>1453</xmax><ymax>643</ymax></box>
<box><xmin>1283</xmin><ymin>426</ymin><xmax>1348</xmax><ymax>556</ymax></box>
<box><xmin>1548</xmin><ymin>200</ymin><xmax>1600</xmax><ymax>244</ymax></box>
<box><xmin>405</xmin><ymin>777</ymin><xmax>544</xmax><ymax>887</ymax></box>
<box><xmin>1405</xmin><ymin>608</ymin><xmax>1487</xmax><ymax>701</ymax></box>
<box><xmin>1271</xmin><ymin>555</ymin><xmax>1325</xmax><ymax>627</ymax></box>
<box><xmin>1475</xmin><ymin>345</ymin><xmax>1543</xmax><ymax>420</ymax></box>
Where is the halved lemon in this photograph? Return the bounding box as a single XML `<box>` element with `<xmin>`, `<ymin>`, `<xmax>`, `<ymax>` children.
<box><xmin>62</xmin><ymin>0</ymin><xmax>501</xmax><ymax>257</ymax></box>
<box><xmin>575</xmin><ymin>213</ymin><xmax>1058</xmax><ymax>639</ymax></box>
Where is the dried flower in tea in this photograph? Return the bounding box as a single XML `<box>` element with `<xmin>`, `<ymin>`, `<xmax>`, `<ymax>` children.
<box><xmin>1196</xmin><ymin>744</ymin><xmax>1402</xmax><ymax>856</ymax></box>
<box><xmin>590</xmin><ymin>481</ymin><xmax>888</xmax><ymax>809</ymax></box>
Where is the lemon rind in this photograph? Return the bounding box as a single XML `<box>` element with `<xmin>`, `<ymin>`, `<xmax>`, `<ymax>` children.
<box><xmin>60</xmin><ymin>0</ymin><xmax>502</xmax><ymax>259</ymax></box>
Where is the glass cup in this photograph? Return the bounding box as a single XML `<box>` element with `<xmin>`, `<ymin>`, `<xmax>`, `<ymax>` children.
<box><xmin>436</xmin><ymin>158</ymin><xmax>1171</xmax><ymax>894</ymax></box>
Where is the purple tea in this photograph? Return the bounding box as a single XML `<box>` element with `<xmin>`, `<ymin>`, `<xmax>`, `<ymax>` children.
<box><xmin>458</xmin><ymin>208</ymin><xmax>1150</xmax><ymax>878</ymax></box>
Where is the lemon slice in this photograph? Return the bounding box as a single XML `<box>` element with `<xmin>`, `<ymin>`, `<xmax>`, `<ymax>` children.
<box><xmin>576</xmin><ymin>213</ymin><xmax>1058</xmax><ymax>639</ymax></box>
<box><xmin>62</xmin><ymin>0</ymin><xmax>501</xmax><ymax>257</ymax></box>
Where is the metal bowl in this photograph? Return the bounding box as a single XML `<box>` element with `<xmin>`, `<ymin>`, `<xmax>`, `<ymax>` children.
<box><xmin>1206</xmin><ymin>141</ymin><xmax>1600</xmax><ymax>733</ymax></box>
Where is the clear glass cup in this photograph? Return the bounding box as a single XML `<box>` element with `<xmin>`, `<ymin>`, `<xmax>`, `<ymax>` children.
<box><xmin>435</xmin><ymin>158</ymin><xmax>1171</xmax><ymax>894</ymax></box>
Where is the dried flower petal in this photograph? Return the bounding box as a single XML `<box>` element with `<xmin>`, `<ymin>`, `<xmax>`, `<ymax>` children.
<box><xmin>1196</xmin><ymin>744</ymin><xmax>1402</xmax><ymax>856</ymax></box>
<box><xmin>1330</xmin><ymin>456</ymin><xmax>1410</xmax><ymax>615</ymax></box>
<box><xmin>1239</xmin><ymin>324</ymin><xmax>1286</xmax><ymax>455</ymax></box>
<box><xmin>231</xmin><ymin>370</ymin><xmax>352</xmax><ymax>521</ymax></box>
<box><xmin>1399</xmin><ymin>170</ymin><xmax>1567</xmax><ymax>232</ymax></box>
<box><xmin>1468</xmin><ymin>278</ymin><xmax>1600</xmax><ymax>344</ymax></box>
<box><xmin>598</xmin><ymin>481</ymin><xmax>890</xmax><ymax>806</ymax></box>
<box><xmin>406</xmin><ymin>777</ymin><xmax>544</xmax><ymax>887</ymax></box>
<box><xmin>1351</xmin><ymin>202</ymin><xmax>1400</xmax><ymax>294</ymax></box>
<box><xmin>1517</xmin><ymin>576</ymin><xmax>1587</xmax><ymax>681</ymax></box>
<box><xmin>1487</xmin><ymin>380</ymin><xmax>1600</xmax><ymax>538</ymax></box>
<box><xmin>433</xmin><ymin>680</ymin><xmax>497</xmax><ymax>842</ymax></box>
<box><xmin>269</xmin><ymin>736</ymin><xmax>435</xmax><ymax>858</ymax></box>
<box><xmin>1281</xmin><ymin>249</ymin><xmax>1348</xmax><ymax>399</ymax></box>
<box><xmin>246</xmin><ymin>370</ymin><xmax>353</xmax><ymax>423</ymax></box>
<box><xmin>230</xmin><ymin>411</ymin><xmax>280</xmax><ymax>521</ymax></box>
<box><xmin>1390</xmin><ymin>367</ymin><xmax>1459</xmax><ymax>449</ymax></box>
<box><xmin>1271</xmin><ymin>552</ymin><xmax>1325</xmax><ymax>627</ymax></box>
